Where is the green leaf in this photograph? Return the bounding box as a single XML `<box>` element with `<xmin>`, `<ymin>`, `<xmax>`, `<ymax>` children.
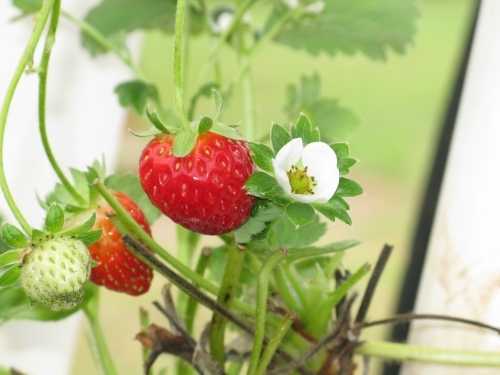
<box><xmin>81</xmin><ymin>0</ymin><xmax>177</xmax><ymax>56</ymax></box>
<box><xmin>286</xmin><ymin>202</ymin><xmax>315</xmax><ymax>227</ymax></box>
<box><xmin>0</xmin><ymin>265</ymin><xmax>21</xmax><ymax>287</ymax></box>
<box><xmin>313</xmin><ymin>196</ymin><xmax>352</xmax><ymax>225</ymax></box>
<box><xmin>338</xmin><ymin>157</ymin><xmax>358</xmax><ymax>176</ymax></box>
<box><xmin>146</xmin><ymin>107</ymin><xmax>169</xmax><ymax>133</ymax></box>
<box><xmin>213</xmin><ymin>89</ymin><xmax>224</xmax><ymax>119</ymax></box>
<box><xmin>245</xmin><ymin>172</ymin><xmax>291</xmax><ymax>205</ymax></box>
<box><xmin>115</xmin><ymin>80</ymin><xmax>159</xmax><ymax>114</ymax></box>
<box><xmin>13</xmin><ymin>0</ymin><xmax>43</xmax><ymax>13</ymax></box>
<box><xmin>291</xmin><ymin>113</ymin><xmax>320</xmax><ymax>145</ymax></box>
<box><xmin>271</xmin><ymin>123</ymin><xmax>292</xmax><ymax>154</ymax></box>
<box><xmin>210</xmin><ymin>122</ymin><xmax>246</xmax><ymax>141</ymax></box>
<box><xmin>59</xmin><ymin>212</ymin><xmax>97</xmax><ymax>237</ymax></box>
<box><xmin>286</xmin><ymin>75</ymin><xmax>359</xmax><ymax>143</ymax></box>
<box><xmin>198</xmin><ymin>117</ymin><xmax>213</xmax><ymax>135</ymax></box>
<box><xmin>274</xmin><ymin>0</ymin><xmax>420</xmax><ymax>60</ymax></box>
<box><xmin>75</xmin><ymin>230</ymin><xmax>102</xmax><ymax>247</ymax></box>
<box><xmin>173</xmin><ymin>132</ymin><xmax>198</xmax><ymax>157</ymax></box>
<box><xmin>248</xmin><ymin>142</ymin><xmax>275</xmax><ymax>174</ymax></box>
<box><xmin>105</xmin><ymin>173</ymin><xmax>162</xmax><ymax>224</ymax></box>
<box><xmin>336</xmin><ymin>177</ymin><xmax>364</xmax><ymax>197</ymax></box>
<box><xmin>234</xmin><ymin>200</ymin><xmax>283</xmax><ymax>244</ymax></box>
<box><xmin>129</xmin><ymin>127</ymin><xmax>164</xmax><ymax>138</ymax></box>
<box><xmin>45</xmin><ymin>204</ymin><xmax>65</xmax><ymax>234</ymax></box>
<box><xmin>288</xmin><ymin>239</ymin><xmax>360</xmax><ymax>260</ymax></box>
<box><xmin>1</xmin><ymin>224</ymin><xmax>28</xmax><ymax>249</ymax></box>
<box><xmin>272</xmin><ymin>214</ymin><xmax>327</xmax><ymax>248</ymax></box>
<box><xmin>0</xmin><ymin>250</ymin><xmax>22</xmax><ymax>267</ymax></box>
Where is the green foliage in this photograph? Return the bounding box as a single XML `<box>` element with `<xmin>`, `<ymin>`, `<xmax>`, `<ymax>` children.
<box><xmin>12</xmin><ymin>0</ymin><xmax>43</xmax><ymax>14</ymax></box>
<box><xmin>198</xmin><ymin>117</ymin><xmax>213</xmax><ymax>135</ymax></box>
<box><xmin>272</xmin><ymin>214</ymin><xmax>326</xmax><ymax>248</ymax></box>
<box><xmin>248</xmin><ymin>142</ymin><xmax>275</xmax><ymax>174</ymax></box>
<box><xmin>245</xmin><ymin>172</ymin><xmax>291</xmax><ymax>205</ymax></box>
<box><xmin>81</xmin><ymin>0</ymin><xmax>205</xmax><ymax>56</ymax></box>
<box><xmin>286</xmin><ymin>74</ymin><xmax>359</xmax><ymax>142</ymax></box>
<box><xmin>0</xmin><ymin>250</ymin><xmax>22</xmax><ymax>267</ymax></box>
<box><xmin>273</xmin><ymin>0</ymin><xmax>420</xmax><ymax>60</ymax></box>
<box><xmin>270</xmin><ymin>123</ymin><xmax>292</xmax><ymax>154</ymax></box>
<box><xmin>172</xmin><ymin>131</ymin><xmax>198</xmax><ymax>157</ymax></box>
<box><xmin>0</xmin><ymin>265</ymin><xmax>21</xmax><ymax>287</ymax></box>
<box><xmin>114</xmin><ymin>80</ymin><xmax>159</xmax><ymax>114</ymax></box>
<box><xmin>234</xmin><ymin>200</ymin><xmax>283</xmax><ymax>244</ymax></box>
<box><xmin>285</xmin><ymin>202</ymin><xmax>316</xmax><ymax>227</ymax></box>
<box><xmin>290</xmin><ymin>113</ymin><xmax>320</xmax><ymax>146</ymax></box>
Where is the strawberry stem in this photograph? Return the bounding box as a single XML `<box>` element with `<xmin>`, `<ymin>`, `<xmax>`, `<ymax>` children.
<box><xmin>173</xmin><ymin>0</ymin><xmax>192</xmax><ymax>133</ymax></box>
<box><xmin>83</xmin><ymin>289</ymin><xmax>119</xmax><ymax>375</ymax></box>
<box><xmin>38</xmin><ymin>0</ymin><xmax>87</xmax><ymax>207</ymax></box>
<box><xmin>209</xmin><ymin>239</ymin><xmax>247</xmax><ymax>365</ymax></box>
<box><xmin>0</xmin><ymin>0</ymin><xmax>58</xmax><ymax>237</ymax></box>
<box><xmin>247</xmin><ymin>249</ymin><xmax>288</xmax><ymax>375</ymax></box>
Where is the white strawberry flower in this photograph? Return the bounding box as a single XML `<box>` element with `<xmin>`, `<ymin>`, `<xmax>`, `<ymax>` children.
<box><xmin>272</xmin><ymin>138</ymin><xmax>339</xmax><ymax>204</ymax></box>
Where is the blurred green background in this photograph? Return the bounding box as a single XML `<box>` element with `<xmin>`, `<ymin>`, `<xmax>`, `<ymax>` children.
<box><xmin>72</xmin><ymin>0</ymin><xmax>477</xmax><ymax>374</ymax></box>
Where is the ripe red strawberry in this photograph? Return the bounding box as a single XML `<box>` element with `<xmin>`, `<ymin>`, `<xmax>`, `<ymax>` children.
<box><xmin>139</xmin><ymin>132</ymin><xmax>256</xmax><ymax>235</ymax></box>
<box><xmin>73</xmin><ymin>191</ymin><xmax>154</xmax><ymax>296</ymax></box>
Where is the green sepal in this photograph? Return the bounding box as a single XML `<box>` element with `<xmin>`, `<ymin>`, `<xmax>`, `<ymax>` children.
<box><xmin>30</xmin><ymin>228</ymin><xmax>51</xmax><ymax>244</ymax></box>
<box><xmin>173</xmin><ymin>132</ymin><xmax>198</xmax><ymax>157</ymax></box>
<box><xmin>1</xmin><ymin>223</ymin><xmax>28</xmax><ymax>249</ymax></box>
<box><xmin>248</xmin><ymin>142</ymin><xmax>275</xmax><ymax>174</ymax></box>
<box><xmin>312</xmin><ymin>196</ymin><xmax>352</xmax><ymax>225</ymax></box>
<box><xmin>212</xmin><ymin>89</ymin><xmax>223</xmax><ymax>119</ymax></box>
<box><xmin>271</xmin><ymin>123</ymin><xmax>292</xmax><ymax>154</ymax></box>
<box><xmin>45</xmin><ymin>203</ymin><xmax>65</xmax><ymax>234</ymax></box>
<box><xmin>0</xmin><ymin>250</ymin><xmax>22</xmax><ymax>267</ymax></box>
<box><xmin>75</xmin><ymin>229</ymin><xmax>102</xmax><ymax>247</ymax></box>
<box><xmin>198</xmin><ymin>117</ymin><xmax>213</xmax><ymax>135</ymax></box>
<box><xmin>146</xmin><ymin>107</ymin><xmax>180</xmax><ymax>134</ymax></box>
<box><xmin>0</xmin><ymin>265</ymin><xmax>21</xmax><ymax>287</ymax></box>
<box><xmin>210</xmin><ymin>122</ymin><xmax>246</xmax><ymax>141</ymax></box>
<box><xmin>59</xmin><ymin>212</ymin><xmax>97</xmax><ymax>237</ymax></box>
<box><xmin>245</xmin><ymin>172</ymin><xmax>291</xmax><ymax>205</ymax></box>
<box><xmin>336</xmin><ymin>177</ymin><xmax>364</xmax><ymax>197</ymax></box>
<box><xmin>286</xmin><ymin>202</ymin><xmax>316</xmax><ymax>227</ymax></box>
<box><xmin>291</xmin><ymin>113</ymin><xmax>320</xmax><ymax>145</ymax></box>
<box><xmin>128</xmin><ymin>127</ymin><xmax>163</xmax><ymax>138</ymax></box>
<box><xmin>234</xmin><ymin>200</ymin><xmax>283</xmax><ymax>244</ymax></box>
<box><xmin>27</xmin><ymin>296</ymin><xmax>36</xmax><ymax>308</ymax></box>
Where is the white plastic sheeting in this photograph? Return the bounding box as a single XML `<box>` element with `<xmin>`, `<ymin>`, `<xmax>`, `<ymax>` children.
<box><xmin>402</xmin><ymin>1</ymin><xmax>500</xmax><ymax>374</ymax></box>
<box><xmin>0</xmin><ymin>2</ymin><xmax>134</xmax><ymax>374</ymax></box>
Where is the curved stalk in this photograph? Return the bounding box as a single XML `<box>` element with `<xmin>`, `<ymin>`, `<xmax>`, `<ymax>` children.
<box><xmin>209</xmin><ymin>240</ymin><xmax>247</xmax><ymax>365</ymax></box>
<box><xmin>0</xmin><ymin>0</ymin><xmax>58</xmax><ymax>236</ymax></box>
<box><xmin>173</xmin><ymin>0</ymin><xmax>192</xmax><ymax>132</ymax></box>
<box><xmin>247</xmin><ymin>249</ymin><xmax>288</xmax><ymax>375</ymax></box>
<box><xmin>39</xmin><ymin>0</ymin><xmax>86</xmax><ymax>206</ymax></box>
<box><xmin>355</xmin><ymin>341</ymin><xmax>500</xmax><ymax>367</ymax></box>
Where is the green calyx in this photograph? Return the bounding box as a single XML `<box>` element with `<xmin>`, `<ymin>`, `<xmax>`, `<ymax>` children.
<box><xmin>287</xmin><ymin>164</ymin><xmax>316</xmax><ymax>195</ymax></box>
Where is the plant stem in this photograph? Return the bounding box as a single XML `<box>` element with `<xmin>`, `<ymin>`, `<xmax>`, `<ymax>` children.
<box><xmin>255</xmin><ymin>312</ymin><xmax>295</xmax><ymax>375</ymax></box>
<box><xmin>222</xmin><ymin>8</ymin><xmax>297</xmax><ymax>97</ymax></box>
<box><xmin>355</xmin><ymin>341</ymin><xmax>500</xmax><ymax>367</ymax></box>
<box><xmin>247</xmin><ymin>249</ymin><xmax>287</xmax><ymax>375</ymax></box>
<box><xmin>38</xmin><ymin>0</ymin><xmax>86</xmax><ymax>206</ymax></box>
<box><xmin>173</xmin><ymin>0</ymin><xmax>192</xmax><ymax>132</ymax></box>
<box><xmin>195</xmin><ymin>0</ymin><xmax>258</xmax><ymax>87</ymax></box>
<box><xmin>83</xmin><ymin>289</ymin><xmax>118</xmax><ymax>375</ymax></box>
<box><xmin>61</xmin><ymin>11</ymin><xmax>144</xmax><ymax>80</ymax></box>
<box><xmin>139</xmin><ymin>308</ymin><xmax>152</xmax><ymax>375</ymax></box>
<box><xmin>184</xmin><ymin>246</ymin><xmax>211</xmax><ymax>334</ymax></box>
<box><xmin>227</xmin><ymin>361</ymin><xmax>244</xmax><ymax>375</ymax></box>
<box><xmin>273</xmin><ymin>264</ymin><xmax>303</xmax><ymax>314</ymax></box>
<box><xmin>0</xmin><ymin>0</ymin><xmax>57</xmax><ymax>236</ymax></box>
<box><xmin>209</xmin><ymin>240</ymin><xmax>247</xmax><ymax>365</ymax></box>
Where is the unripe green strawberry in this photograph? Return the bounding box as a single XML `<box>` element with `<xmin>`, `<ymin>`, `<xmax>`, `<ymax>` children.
<box><xmin>20</xmin><ymin>237</ymin><xmax>92</xmax><ymax>311</ymax></box>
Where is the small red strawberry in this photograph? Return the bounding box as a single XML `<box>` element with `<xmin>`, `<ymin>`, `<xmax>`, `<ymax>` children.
<box><xmin>139</xmin><ymin>131</ymin><xmax>256</xmax><ymax>235</ymax></box>
<box><xmin>66</xmin><ymin>191</ymin><xmax>154</xmax><ymax>296</ymax></box>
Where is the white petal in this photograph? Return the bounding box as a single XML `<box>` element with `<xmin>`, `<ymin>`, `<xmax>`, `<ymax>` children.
<box><xmin>290</xmin><ymin>192</ymin><xmax>326</xmax><ymax>204</ymax></box>
<box><xmin>272</xmin><ymin>158</ymin><xmax>292</xmax><ymax>194</ymax></box>
<box><xmin>274</xmin><ymin>138</ymin><xmax>303</xmax><ymax>171</ymax></box>
<box><xmin>312</xmin><ymin>167</ymin><xmax>340</xmax><ymax>203</ymax></box>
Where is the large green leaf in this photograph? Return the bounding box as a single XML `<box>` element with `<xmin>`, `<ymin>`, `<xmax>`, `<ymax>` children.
<box><xmin>274</xmin><ymin>0</ymin><xmax>420</xmax><ymax>60</ymax></box>
<box><xmin>81</xmin><ymin>0</ymin><xmax>205</xmax><ymax>56</ymax></box>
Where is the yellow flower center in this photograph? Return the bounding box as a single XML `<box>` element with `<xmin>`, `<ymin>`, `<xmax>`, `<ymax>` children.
<box><xmin>287</xmin><ymin>165</ymin><xmax>317</xmax><ymax>195</ymax></box>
